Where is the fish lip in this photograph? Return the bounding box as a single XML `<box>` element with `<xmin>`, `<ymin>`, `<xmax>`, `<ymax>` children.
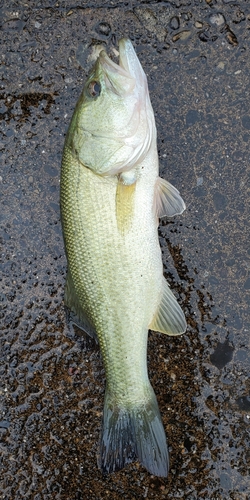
<box><xmin>97</xmin><ymin>39</ymin><xmax>137</xmax><ymax>77</ymax></box>
<box><xmin>98</xmin><ymin>48</ymin><xmax>130</xmax><ymax>79</ymax></box>
<box><xmin>98</xmin><ymin>39</ymin><xmax>132</xmax><ymax>78</ymax></box>
<box><xmin>97</xmin><ymin>44</ymin><xmax>134</xmax><ymax>96</ymax></box>
<box><xmin>118</xmin><ymin>38</ymin><xmax>146</xmax><ymax>86</ymax></box>
<box><xmin>97</xmin><ymin>39</ymin><xmax>146</xmax><ymax>94</ymax></box>
<box><xmin>118</xmin><ymin>38</ymin><xmax>134</xmax><ymax>74</ymax></box>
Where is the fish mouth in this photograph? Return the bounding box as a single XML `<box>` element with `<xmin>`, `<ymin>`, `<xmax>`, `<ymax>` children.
<box><xmin>97</xmin><ymin>39</ymin><xmax>146</xmax><ymax>95</ymax></box>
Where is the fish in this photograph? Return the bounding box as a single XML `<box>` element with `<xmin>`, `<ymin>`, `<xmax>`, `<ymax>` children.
<box><xmin>60</xmin><ymin>38</ymin><xmax>186</xmax><ymax>477</ymax></box>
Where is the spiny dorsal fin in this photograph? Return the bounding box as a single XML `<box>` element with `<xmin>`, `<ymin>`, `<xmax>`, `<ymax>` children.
<box><xmin>116</xmin><ymin>179</ymin><xmax>136</xmax><ymax>234</ymax></box>
<box><xmin>154</xmin><ymin>177</ymin><xmax>186</xmax><ymax>218</ymax></box>
<box><xmin>149</xmin><ymin>278</ymin><xmax>186</xmax><ymax>335</ymax></box>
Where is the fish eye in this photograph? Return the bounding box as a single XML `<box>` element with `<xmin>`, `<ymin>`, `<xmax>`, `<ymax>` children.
<box><xmin>88</xmin><ymin>81</ymin><xmax>101</xmax><ymax>98</ymax></box>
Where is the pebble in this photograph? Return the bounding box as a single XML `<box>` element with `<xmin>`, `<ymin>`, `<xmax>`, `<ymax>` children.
<box><xmin>209</xmin><ymin>13</ymin><xmax>226</xmax><ymax>27</ymax></box>
<box><xmin>95</xmin><ymin>22</ymin><xmax>111</xmax><ymax>37</ymax></box>
<box><xmin>217</xmin><ymin>61</ymin><xmax>225</xmax><ymax>71</ymax></box>
<box><xmin>170</xmin><ymin>16</ymin><xmax>180</xmax><ymax>30</ymax></box>
<box><xmin>172</xmin><ymin>30</ymin><xmax>191</xmax><ymax>42</ymax></box>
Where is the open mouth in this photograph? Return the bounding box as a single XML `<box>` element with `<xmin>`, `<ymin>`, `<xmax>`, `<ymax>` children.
<box><xmin>99</xmin><ymin>40</ymin><xmax>133</xmax><ymax>78</ymax></box>
<box><xmin>96</xmin><ymin>39</ymin><xmax>146</xmax><ymax>93</ymax></box>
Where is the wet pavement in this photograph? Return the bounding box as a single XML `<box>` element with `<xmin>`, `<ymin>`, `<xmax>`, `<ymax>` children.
<box><xmin>0</xmin><ymin>0</ymin><xmax>249</xmax><ymax>498</ymax></box>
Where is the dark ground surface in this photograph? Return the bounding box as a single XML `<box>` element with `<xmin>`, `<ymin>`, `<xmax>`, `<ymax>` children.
<box><xmin>0</xmin><ymin>0</ymin><xmax>250</xmax><ymax>499</ymax></box>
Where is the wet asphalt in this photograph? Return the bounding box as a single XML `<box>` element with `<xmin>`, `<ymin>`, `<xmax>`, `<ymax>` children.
<box><xmin>0</xmin><ymin>1</ymin><xmax>249</xmax><ymax>499</ymax></box>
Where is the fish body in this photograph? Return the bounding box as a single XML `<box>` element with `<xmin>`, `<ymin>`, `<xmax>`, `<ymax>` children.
<box><xmin>60</xmin><ymin>39</ymin><xmax>186</xmax><ymax>477</ymax></box>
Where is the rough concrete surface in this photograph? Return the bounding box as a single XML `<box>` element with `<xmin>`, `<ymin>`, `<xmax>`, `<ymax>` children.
<box><xmin>0</xmin><ymin>0</ymin><xmax>249</xmax><ymax>499</ymax></box>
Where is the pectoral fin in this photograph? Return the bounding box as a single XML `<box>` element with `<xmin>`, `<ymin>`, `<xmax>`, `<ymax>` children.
<box><xmin>64</xmin><ymin>268</ymin><xmax>98</xmax><ymax>341</ymax></box>
<box><xmin>116</xmin><ymin>179</ymin><xmax>136</xmax><ymax>234</ymax></box>
<box><xmin>149</xmin><ymin>279</ymin><xmax>186</xmax><ymax>335</ymax></box>
<box><xmin>154</xmin><ymin>177</ymin><xmax>186</xmax><ymax>218</ymax></box>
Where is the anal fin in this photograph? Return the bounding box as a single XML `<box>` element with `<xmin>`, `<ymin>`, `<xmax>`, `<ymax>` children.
<box><xmin>64</xmin><ymin>268</ymin><xmax>98</xmax><ymax>341</ymax></box>
<box><xmin>149</xmin><ymin>278</ymin><xmax>186</xmax><ymax>335</ymax></box>
<box><xmin>154</xmin><ymin>177</ymin><xmax>186</xmax><ymax>218</ymax></box>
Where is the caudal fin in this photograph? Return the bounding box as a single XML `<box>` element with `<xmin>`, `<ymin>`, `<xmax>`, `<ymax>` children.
<box><xmin>98</xmin><ymin>388</ymin><xmax>169</xmax><ymax>477</ymax></box>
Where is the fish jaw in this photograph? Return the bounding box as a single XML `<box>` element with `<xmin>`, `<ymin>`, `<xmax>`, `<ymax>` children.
<box><xmin>97</xmin><ymin>46</ymin><xmax>135</xmax><ymax>97</ymax></box>
<box><xmin>118</xmin><ymin>38</ymin><xmax>147</xmax><ymax>93</ymax></box>
<box><xmin>96</xmin><ymin>38</ymin><xmax>148</xmax><ymax>101</ymax></box>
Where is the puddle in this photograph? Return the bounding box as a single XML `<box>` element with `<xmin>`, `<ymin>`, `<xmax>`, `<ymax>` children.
<box><xmin>0</xmin><ymin>0</ymin><xmax>249</xmax><ymax>499</ymax></box>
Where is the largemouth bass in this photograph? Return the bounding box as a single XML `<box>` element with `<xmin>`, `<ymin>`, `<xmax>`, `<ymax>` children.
<box><xmin>60</xmin><ymin>38</ymin><xmax>186</xmax><ymax>477</ymax></box>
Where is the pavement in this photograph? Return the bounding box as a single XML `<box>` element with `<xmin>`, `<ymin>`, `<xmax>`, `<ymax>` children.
<box><xmin>0</xmin><ymin>1</ymin><xmax>249</xmax><ymax>498</ymax></box>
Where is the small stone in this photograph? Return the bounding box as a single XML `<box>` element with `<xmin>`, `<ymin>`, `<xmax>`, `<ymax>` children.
<box><xmin>195</xmin><ymin>21</ymin><xmax>203</xmax><ymax>28</ymax></box>
<box><xmin>172</xmin><ymin>30</ymin><xmax>191</xmax><ymax>42</ymax></box>
<box><xmin>217</xmin><ymin>61</ymin><xmax>225</xmax><ymax>71</ymax></box>
<box><xmin>199</xmin><ymin>30</ymin><xmax>218</xmax><ymax>43</ymax></box>
<box><xmin>209</xmin><ymin>13</ymin><xmax>226</xmax><ymax>27</ymax></box>
<box><xmin>170</xmin><ymin>16</ymin><xmax>180</xmax><ymax>30</ymax></box>
<box><xmin>182</xmin><ymin>12</ymin><xmax>191</xmax><ymax>21</ymax></box>
<box><xmin>225</xmin><ymin>29</ymin><xmax>238</xmax><ymax>46</ymax></box>
<box><xmin>95</xmin><ymin>21</ymin><xmax>111</xmax><ymax>37</ymax></box>
<box><xmin>28</xmin><ymin>176</ymin><xmax>33</xmax><ymax>183</ymax></box>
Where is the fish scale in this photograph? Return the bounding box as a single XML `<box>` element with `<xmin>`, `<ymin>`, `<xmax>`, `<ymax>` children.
<box><xmin>61</xmin><ymin>145</ymin><xmax>160</xmax><ymax>400</ymax></box>
<box><xmin>60</xmin><ymin>38</ymin><xmax>186</xmax><ymax>476</ymax></box>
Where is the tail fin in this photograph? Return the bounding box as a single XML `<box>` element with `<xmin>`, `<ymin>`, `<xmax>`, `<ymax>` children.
<box><xmin>98</xmin><ymin>388</ymin><xmax>169</xmax><ymax>477</ymax></box>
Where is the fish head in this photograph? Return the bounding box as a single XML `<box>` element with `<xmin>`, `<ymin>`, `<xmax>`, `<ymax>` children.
<box><xmin>67</xmin><ymin>39</ymin><xmax>156</xmax><ymax>176</ymax></box>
